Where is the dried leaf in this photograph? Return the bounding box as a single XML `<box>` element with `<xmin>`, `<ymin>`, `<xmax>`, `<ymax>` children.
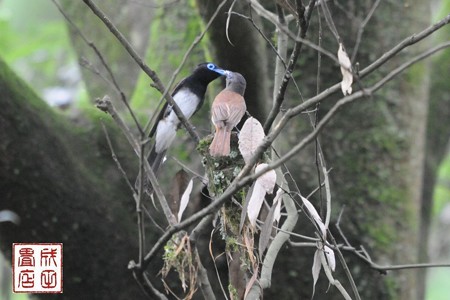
<box><xmin>338</xmin><ymin>43</ymin><xmax>353</xmax><ymax>95</ymax></box>
<box><xmin>247</xmin><ymin>181</ymin><xmax>266</xmax><ymax>228</ymax></box>
<box><xmin>324</xmin><ymin>245</ymin><xmax>336</xmax><ymax>272</ymax></box>
<box><xmin>258</xmin><ymin>197</ymin><xmax>278</xmax><ymax>256</ymax></box>
<box><xmin>255</xmin><ymin>164</ymin><xmax>276</xmax><ymax>194</ymax></box>
<box><xmin>247</xmin><ymin>165</ymin><xmax>277</xmax><ymax>228</ymax></box>
<box><xmin>273</xmin><ymin>189</ymin><xmax>283</xmax><ymax>223</ymax></box>
<box><xmin>312</xmin><ymin>249</ymin><xmax>322</xmax><ymax>297</ymax></box>
<box><xmin>238</xmin><ymin>117</ymin><xmax>265</xmax><ymax>164</ymax></box>
<box><xmin>301</xmin><ymin>196</ymin><xmax>326</xmax><ymax>237</ymax></box>
<box><xmin>178</xmin><ymin>179</ymin><xmax>193</xmax><ymax>222</ymax></box>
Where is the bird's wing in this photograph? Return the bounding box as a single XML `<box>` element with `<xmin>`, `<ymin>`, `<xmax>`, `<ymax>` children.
<box><xmin>227</xmin><ymin>95</ymin><xmax>246</xmax><ymax>127</ymax></box>
<box><xmin>211</xmin><ymin>96</ymin><xmax>231</xmax><ymax>125</ymax></box>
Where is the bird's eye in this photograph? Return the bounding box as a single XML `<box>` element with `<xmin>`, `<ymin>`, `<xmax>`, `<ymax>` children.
<box><xmin>207</xmin><ymin>63</ymin><xmax>215</xmax><ymax>70</ymax></box>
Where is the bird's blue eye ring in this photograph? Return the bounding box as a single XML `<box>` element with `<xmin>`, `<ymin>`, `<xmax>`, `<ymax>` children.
<box><xmin>207</xmin><ymin>63</ymin><xmax>215</xmax><ymax>70</ymax></box>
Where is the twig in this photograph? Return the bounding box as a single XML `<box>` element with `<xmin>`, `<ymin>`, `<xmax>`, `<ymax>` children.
<box><xmin>318</xmin><ymin>0</ymin><xmax>340</xmax><ymax>42</ymax></box>
<box><xmin>321</xmin><ymin>158</ymin><xmax>331</xmax><ymax>230</ymax></box>
<box><xmin>336</xmin><ymin>206</ymin><xmax>352</xmax><ymax>247</ymax></box>
<box><xmin>319</xmin><ymin>246</ymin><xmax>352</xmax><ymax>300</ymax></box>
<box><xmin>273</xmin><ymin>4</ymin><xmax>288</xmax><ymax>103</ymax></box>
<box><xmin>230</xmin><ymin>11</ymin><xmax>287</xmax><ymax>68</ymax></box>
<box><xmin>195</xmin><ymin>249</ymin><xmax>216</xmax><ymax>300</ymax></box>
<box><xmin>100</xmin><ymin>122</ymin><xmax>137</xmax><ymax>195</ymax></box>
<box><xmin>137</xmin><ymin>141</ymin><xmax>146</xmax><ymax>265</ymax></box>
<box><xmin>142</xmin><ymin>272</ymin><xmax>169</xmax><ymax>300</ymax></box>
<box><xmin>336</xmin><ymin>244</ymin><xmax>450</xmax><ymax>273</ymax></box>
<box><xmin>328</xmin><ymin>231</ymin><xmax>362</xmax><ymax>300</ymax></box>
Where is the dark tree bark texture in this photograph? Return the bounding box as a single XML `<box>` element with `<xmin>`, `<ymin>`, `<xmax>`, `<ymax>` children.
<box><xmin>0</xmin><ymin>58</ymin><xmax>142</xmax><ymax>299</ymax></box>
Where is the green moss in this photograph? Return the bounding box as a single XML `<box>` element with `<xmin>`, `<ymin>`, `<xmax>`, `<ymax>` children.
<box><xmin>228</xmin><ymin>283</ymin><xmax>238</xmax><ymax>299</ymax></box>
<box><xmin>225</xmin><ymin>236</ymin><xmax>239</xmax><ymax>253</ymax></box>
<box><xmin>405</xmin><ymin>63</ymin><xmax>426</xmax><ymax>87</ymax></box>
<box><xmin>367</xmin><ymin>222</ymin><xmax>396</xmax><ymax>248</ymax></box>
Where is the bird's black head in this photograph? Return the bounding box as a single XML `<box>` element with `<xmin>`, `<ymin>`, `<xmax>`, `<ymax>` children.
<box><xmin>192</xmin><ymin>62</ymin><xmax>226</xmax><ymax>85</ymax></box>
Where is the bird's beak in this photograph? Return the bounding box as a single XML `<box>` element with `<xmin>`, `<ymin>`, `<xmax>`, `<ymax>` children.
<box><xmin>213</xmin><ymin>67</ymin><xmax>227</xmax><ymax>76</ymax></box>
<box><xmin>206</xmin><ymin>63</ymin><xmax>228</xmax><ymax>76</ymax></box>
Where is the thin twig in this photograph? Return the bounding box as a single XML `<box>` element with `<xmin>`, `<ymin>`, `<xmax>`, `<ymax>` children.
<box><xmin>101</xmin><ymin>122</ymin><xmax>137</xmax><ymax>195</ymax></box>
<box><xmin>328</xmin><ymin>231</ymin><xmax>362</xmax><ymax>300</ymax></box>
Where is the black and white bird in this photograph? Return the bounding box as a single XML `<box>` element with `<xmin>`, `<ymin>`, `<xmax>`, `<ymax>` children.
<box><xmin>148</xmin><ymin>63</ymin><xmax>226</xmax><ymax>174</ymax></box>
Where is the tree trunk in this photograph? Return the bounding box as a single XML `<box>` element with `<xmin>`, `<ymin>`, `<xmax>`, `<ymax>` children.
<box><xmin>0</xmin><ymin>57</ymin><xmax>143</xmax><ymax>299</ymax></box>
<box><xmin>418</xmin><ymin>1</ymin><xmax>450</xmax><ymax>298</ymax></box>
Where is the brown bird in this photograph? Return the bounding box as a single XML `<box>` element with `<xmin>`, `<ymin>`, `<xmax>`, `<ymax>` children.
<box><xmin>209</xmin><ymin>71</ymin><xmax>247</xmax><ymax>157</ymax></box>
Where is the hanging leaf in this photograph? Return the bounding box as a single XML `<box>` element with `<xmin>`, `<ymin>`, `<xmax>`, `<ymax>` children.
<box><xmin>273</xmin><ymin>189</ymin><xmax>283</xmax><ymax>223</ymax></box>
<box><xmin>238</xmin><ymin>117</ymin><xmax>265</xmax><ymax>164</ymax></box>
<box><xmin>337</xmin><ymin>43</ymin><xmax>353</xmax><ymax>95</ymax></box>
<box><xmin>255</xmin><ymin>164</ymin><xmax>276</xmax><ymax>194</ymax></box>
<box><xmin>312</xmin><ymin>249</ymin><xmax>322</xmax><ymax>298</ymax></box>
<box><xmin>178</xmin><ymin>179</ymin><xmax>193</xmax><ymax>222</ymax></box>
<box><xmin>258</xmin><ymin>194</ymin><xmax>279</xmax><ymax>256</ymax></box>
<box><xmin>247</xmin><ymin>181</ymin><xmax>266</xmax><ymax>228</ymax></box>
<box><xmin>247</xmin><ymin>164</ymin><xmax>277</xmax><ymax>228</ymax></box>
<box><xmin>324</xmin><ymin>245</ymin><xmax>336</xmax><ymax>272</ymax></box>
<box><xmin>301</xmin><ymin>196</ymin><xmax>326</xmax><ymax>237</ymax></box>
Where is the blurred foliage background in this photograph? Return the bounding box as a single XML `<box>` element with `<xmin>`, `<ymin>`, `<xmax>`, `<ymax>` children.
<box><xmin>0</xmin><ymin>0</ymin><xmax>449</xmax><ymax>299</ymax></box>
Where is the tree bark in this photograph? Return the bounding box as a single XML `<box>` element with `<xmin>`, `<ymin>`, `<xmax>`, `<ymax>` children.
<box><xmin>418</xmin><ymin>1</ymin><xmax>450</xmax><ymax>298</ymax></box>
<box><xmin>0</xmin><ymin>57</ymin><xmax>142</xmax><ymax>299</ymax></box>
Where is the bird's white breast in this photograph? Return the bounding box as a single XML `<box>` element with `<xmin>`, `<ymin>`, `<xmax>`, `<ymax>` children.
<box><xmin>167</xmin><ymin>89</ymin><xmax>200</xmax><ymax>123</ymax></box>
<box><xmin>155</xmin><ymin>89</ymin><xmax>199</xmax><ymax>153</ymax></box>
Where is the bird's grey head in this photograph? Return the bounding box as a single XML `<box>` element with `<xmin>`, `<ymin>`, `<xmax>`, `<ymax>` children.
<box><xmin>225</xmin><ymin>71</ymin><xmax>246</xmax><ymax>96</ymax></box>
